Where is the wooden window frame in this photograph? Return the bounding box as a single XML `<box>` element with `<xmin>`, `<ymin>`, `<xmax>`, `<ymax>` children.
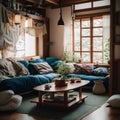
<box><xmin>73</xmin><ymin>16</ymin><xmax>105</xmax><ymax>63</ymax></box>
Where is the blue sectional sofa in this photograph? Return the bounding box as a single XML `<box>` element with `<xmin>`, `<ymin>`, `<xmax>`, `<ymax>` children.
<box><xmin>0</xmin><ymin>57</ymin><xmax>109</xmax><ymax>94</ymax></box>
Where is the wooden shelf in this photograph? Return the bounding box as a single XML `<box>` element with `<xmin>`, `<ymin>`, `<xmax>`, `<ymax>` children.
<box><xmin>7</xmin><ymin>8</ymin><xmax>46</xmax><ymax>21</ymax></box>
<box><xmin>31</xmin><ymin>95</ymin><xmax>88</xmax><ymax>108</ymax></box>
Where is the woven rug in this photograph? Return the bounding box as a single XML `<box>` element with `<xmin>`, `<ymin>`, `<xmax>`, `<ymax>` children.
<box><xmin>16</xmin><ymin>92</ymin><xmax>109</xmax><ymax>120</ymax></box>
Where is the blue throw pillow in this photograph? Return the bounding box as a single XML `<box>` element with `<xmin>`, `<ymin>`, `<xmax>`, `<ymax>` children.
<box><xmin>92</xmin><ymin>67</ymin><xmax>109</xmax><ymax>76</ymax></box>
<box><xmin>29</xmin><ymin>58</ymin><xmax>45</xmax><ymax>63</ymax></box>
<box><xmin>17</xmin><ymin>60</ymin><xmax>29</xmax><ymax>69</ymax></box>
<box><xmin>45</xmin><ymin>57</ymin><xmax>59</xmax><ymax>64</ymax></box>
<box><xmin>50</xmin><ymin>60</ymin><xmax>63</xmax><ymax>71</ymax></box>
<box><xmin>28</xmin><ymin>64</ymin><xmax>38</xmax><ymax>75</ymax></box>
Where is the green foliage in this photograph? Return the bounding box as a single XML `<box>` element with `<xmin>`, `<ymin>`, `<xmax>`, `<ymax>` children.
<box><xmin>57</xmin><ymin>62</ymin><xmax>72</xmax><ymax>76</ymax></box>
<box><xmin>104</xmin><ymin>38</ymin><xmax>110</xmax><ymax>63</ymax></box>
<box><xmin>61</xmin><ymin>51</ymin><xmax>82</xmax><ymax>62</ymax></box>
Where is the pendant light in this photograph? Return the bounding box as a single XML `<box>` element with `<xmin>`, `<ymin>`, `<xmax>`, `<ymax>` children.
<box><xmin>57</xmin><ymin>0</ymin><xmax>64</xmax><ymax>25</ymax></box>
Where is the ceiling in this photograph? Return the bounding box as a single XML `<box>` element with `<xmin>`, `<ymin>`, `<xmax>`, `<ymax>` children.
<box><xmin>3</xmin><ymin>0</ymin><xmax>101</xmax><ymax>9</ymax></box>
<box><xmin>2</xmin><ymin>0</ymin><xmax>102</xmax><ymax>21</ymax></box>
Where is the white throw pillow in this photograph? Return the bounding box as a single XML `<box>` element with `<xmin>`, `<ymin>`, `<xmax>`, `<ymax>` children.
<box><xmin>0</xmin><ymin>95</ymin><xmax>22</xmax><ymax>111</ymax></box>
<box><xmin>107</xmin><ymin>94</ymin><xmax>120</xmax><ymax>108</ymax></box>
<box><xmin>0</xmin><ymin>90</ymin><xmax>14</xmax><ymax>105</ymax></box>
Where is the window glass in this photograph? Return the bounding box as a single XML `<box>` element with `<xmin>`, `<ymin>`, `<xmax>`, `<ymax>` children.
<box><xmin>82</xmin><ymin>29</ymin><xmax>90</xmax><ymax>36</ymax></box>
<box><xmin>16</xmin><ymin>51</ymin><xmax>25</xmax><ymax>58</ymax></box>
<box><xmin>75</xmin><ymin>2</ymin><xmax>91</xmax><ymax>10</ymax></box>
<box><xmin>93</xmin><ymin>37</ymin><xmax>103</xmax><ymax>51</ymax></box>
<box><xmin>82</xmin><ymin>38</ymin><xmax>90</xmax><ymax>51</ymax></box>
<box><xmin>74</xmin><ymin>21</ymin><xmax>80</xmax><ymax>51</ymax></box>
<box><xmin>16</xmin><ymin>36</ymin><xmax>25</xmax><ymax>51</ymax></box>
<box><xmin>82</xmin><ymin>19</ymin><xmax>90</xmax><ymax>28</ymax></box>
<box><xmin>93</xmin><ymin>18</ymin><xmax>103</xmax><ymax>27</ymax></box>
<box><xmin>16</xmin><ymin>33</ymin><xmax>36</xmax><ymax>57</ymax></box>
<box><xmin>74</xmin><ymin>52</ymin><xmax>81</xmax><ymax>60</ymax></box>
<box><xmin>72</xmin><ymin>15</ymin><xmax>110</xmax><ymax>63</ymax></box>
<box><xmin>93</xmin><ymin>52</ymin><xmax>103</xmax><ymax>63</ymax></box>
<box><xmin>25</xmin><ymin>33</ymin><xmax>36</xmax><ymax>56</ymax></box>
<box><xmin>82</xmin><ymin>52</ymin><xmax>90</xmax><ymax>62</ymax></box>
<box><xmin>93</xmin><ymin>0</ymin><xmax>110</xmax><ymax>7</ymax></box>
<box><xmin>93</xmin><ymin>28</ymin><xmax>103</xmax><ymax>36</ymax></box>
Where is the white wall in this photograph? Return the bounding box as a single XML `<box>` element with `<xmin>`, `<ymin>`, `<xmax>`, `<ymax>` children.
<box><xmin>46</xmin><ymin>7</ymin><xmax>72</xmax><ymax>58</ymax></box>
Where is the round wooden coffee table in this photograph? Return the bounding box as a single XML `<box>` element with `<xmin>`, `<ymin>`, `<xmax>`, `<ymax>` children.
<box><xmin>31</xmin><ymin>80</ymin><xmax>89</xmax><ymax>108</ymax></box>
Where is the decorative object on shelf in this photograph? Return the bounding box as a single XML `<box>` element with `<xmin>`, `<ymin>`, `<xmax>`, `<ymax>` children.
<box><xmin>24</xmin><ymin>13</ymin><xmax>33</xmax><ymax>27</ymax></box>
<box><xmin>93</xmin><ymin>80</ymin><xmax>106</xmax><ymax>94</ymax></box>
<box><xmin>44</xmin><ymin>84</ymin><xmax>51</xmax><ymax>90</ymax></box>
<box><xmin>14</xmin><ymin>14</ymin><xmax>21</xmax><ymax>25</ymax></box>
<box><xmin>57</xmin><ymin>0</ymin><xmax>64</xmax><ymax>25</ymax></box>
<box><xmin>69</xmin><ymin>77</ymin><xmax>81</xmax><ymax>83</ymax></box>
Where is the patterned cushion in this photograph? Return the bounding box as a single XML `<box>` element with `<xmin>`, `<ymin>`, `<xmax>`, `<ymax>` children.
<box><xmin>92</xmin><ymin>67</ymin><xmax>109</xmax><ymax>76</ymax></box>
<box><xmin>73</xmin><ymin>64</ymin><xmax>93</xmax><ymax>74</ymax></box>
<box><xmin>73</xmin><ymin>64</ymin><xmax>90</xmax><ymax>74</ymax></box>
<box><xmin>31</xmin><ymin>62</ymin><xmax>53</xmax><ymax>74</ymax></box>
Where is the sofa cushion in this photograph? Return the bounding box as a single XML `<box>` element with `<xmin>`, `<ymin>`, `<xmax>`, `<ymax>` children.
<box><xmin>17</xmin><ymin>60</ymin><xmax>29</xmax><ymax>69</ymax></box>
<box><xmin>73</xmin><ymin>64</ymin><xmax>90</xmax><ymax>74</ymax></box>
<box><xmin>67</xmin><ymin>73</ymin><xmax>109</xmax><ymax>89</ymax></box>
<box><xmin>46</xmin><ymin>57</ymin><xmax>59</xmax><ymax>64</ymax></box>
<box><xmin>29</xmin><ymin>58</ymin><xmax>45</xmax><ymax>63</ymax></box>
<box><xmin>0</xmin><ymin>90</ymin><xmax>14</xmax><ymax>106</ymax></box>
<box><xmin>43</xmin><ymin>73</ymin><xmax>60</xmax><ymax>82</ymax></box>
<box><xmin>0</xmin><ymin>75</ymin><xmax>49</xmax><ymax>94</ymax></box>
<box><xmin>28</xmin><ymin>64</ymin><xmax>38</xmax><ymax>75</ymax></box>
<box><xmin>31</xmin><ymin>62</ymin><xmax>54</xmax><ymax>74</ymax></box>
<box><xmin>92</xmin><ymin>67</ymin><xmax>109</xmax><ymax>76</ymax></box>
<box><xmin>0</xmin><ymin>59</ymin><xmax>16</xmax><ymax>77</ymax></box>
<box><xmin>50</xmin><ymin>60</ymin><xmax>63</xmax><ymax>71</ymax></box>
<box><xmin>0</xmin><ymin>95</ymin><xmax>22</xmax><ymax>111</ymax></box>
<box><xmin>107</xmin><ymin>94</ymin><xmax>120</xmax><ymax>108</ymax></box>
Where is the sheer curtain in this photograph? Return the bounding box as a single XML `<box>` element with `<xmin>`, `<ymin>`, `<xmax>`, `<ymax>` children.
<box><xmin>64</xmin><ymin>22</ymin><xmax>73</xmax><ymax>52</ymax></box>
<box><xmin>103</xmin><ymin>15</ymin><xmax>110</xmax><ymax>43</ymax></box>
<box><xmin>103</xmin><ymin>15</ymin><xmax>110</xmax><ymax>63</ymax></box>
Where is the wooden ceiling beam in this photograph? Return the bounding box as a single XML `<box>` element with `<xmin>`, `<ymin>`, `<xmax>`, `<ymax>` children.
<box><xmin>61</xmin><ymin>0</ymin><xmax>102</xmax><ymax>7</ymax></box>
<box><xmin>46</xmin><ymin>0</ymin><xmax>58</xmax><ymax>5</ymax></box>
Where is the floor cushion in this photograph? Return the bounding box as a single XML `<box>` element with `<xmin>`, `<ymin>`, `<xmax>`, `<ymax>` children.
<box><xmin>107</xmin><ymin>94</ymin><xmax>120</xmax><ymax>108</ymax></box>
<box><xmin>0</xmin><ymin>90</ymin><xmax>14</xmax><ymax>105</ymax></box>
<box><xmin>0</xmin><ymin>95</ymin><xmax>22</xmax><ymax>111</ymax></box>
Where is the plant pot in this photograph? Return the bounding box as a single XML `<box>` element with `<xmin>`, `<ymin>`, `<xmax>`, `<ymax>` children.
<box><xmin>55</xmin><ymin>79</ymin><xmax>67</xmax><ymax>87</ymax></box>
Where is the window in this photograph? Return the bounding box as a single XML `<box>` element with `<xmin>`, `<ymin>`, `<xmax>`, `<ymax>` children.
<box><xmin>16</xmin><ymin>32</ymin><xmax>36</xmax><ymax>57</ymax></box>
<box><xmin>74</xmin><ymin>0</ymin><xmax>110</xmax><ymax>11</ymax></box>
<box><xmin>73</xmin><ymin>15</ymin><xmax>110</xmax><ymax>63</ymax></box>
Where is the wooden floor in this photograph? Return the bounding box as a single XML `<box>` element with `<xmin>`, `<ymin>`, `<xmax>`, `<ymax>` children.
<box><xmin>0</xmin><ymin>103</ymin><xmax>120</xmax><ymax>120</ymax></box>
<box><xmin>80</xmin><ymin>103</ymin><xmax>120</xmax><ymax>120</ymax></box>
<box><xmin>0</xmin><ymin>112</ymin><xmax>55</xmax><ymax>120</ymax></box>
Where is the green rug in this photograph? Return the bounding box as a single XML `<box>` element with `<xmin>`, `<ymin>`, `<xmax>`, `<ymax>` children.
<box><xmin>16</xmin><ymin>92</ymin><xmax>109</xmax><ymax>120</ymax></box>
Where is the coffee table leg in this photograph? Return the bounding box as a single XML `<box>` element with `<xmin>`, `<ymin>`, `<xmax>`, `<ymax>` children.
<box><xmin>64</xmin><ymin>91</ymin><xmax>68</xmax><ymax>105</ymax></box>
<box><xmin>37</xmin><ymin>91</ymin><xmax>42</xmax><ymax>107</ymax></box>
<box><xmin>49</xmin><ymin>92</ymin><xmax>54</xmax><ymax>99</ymax></box>
<box><xmin>79</xmin><ymin>87</ymin><xmax>82</xmax><ymax>100</ymax></box>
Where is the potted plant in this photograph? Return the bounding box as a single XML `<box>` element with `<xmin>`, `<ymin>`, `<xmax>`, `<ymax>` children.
<box><xmin>55</xmin><ymin>62</ymin><xmax>72</xmax><ymax>87</ymax></box>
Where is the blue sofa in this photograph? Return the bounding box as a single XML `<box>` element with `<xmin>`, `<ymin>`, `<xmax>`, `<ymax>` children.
<box><xmin>0</xmin><ymin>57</ymin><xmax>109</xmax><ymax>94</ymax></box>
